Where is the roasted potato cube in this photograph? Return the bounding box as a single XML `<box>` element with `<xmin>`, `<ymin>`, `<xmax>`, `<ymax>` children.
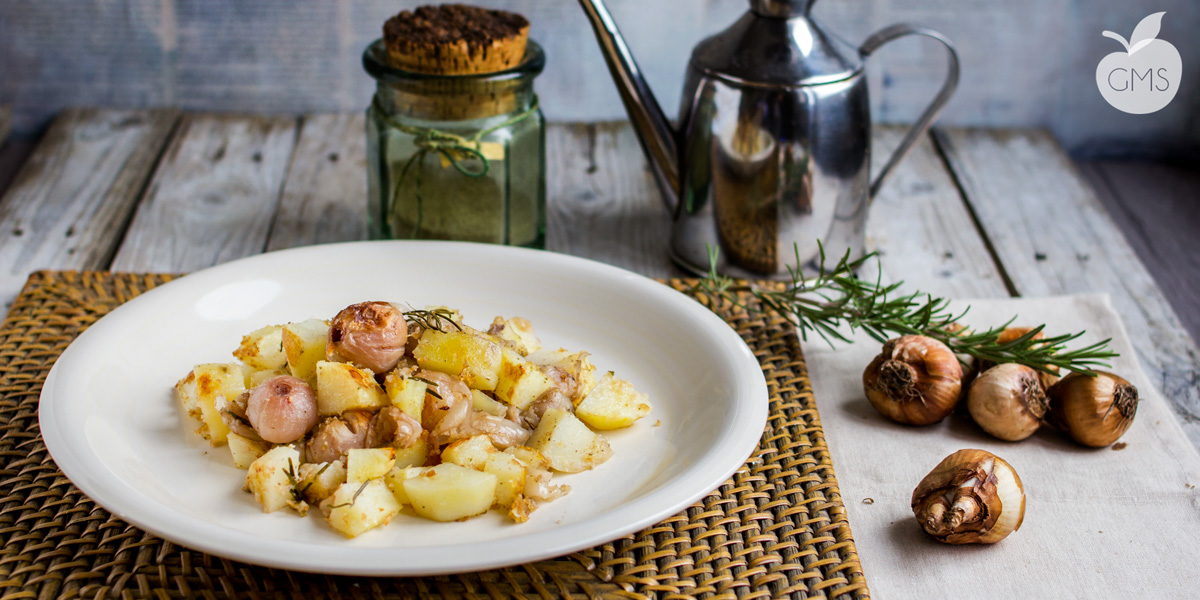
<box><xmin>504</xmin><ymin>445</ymin><xmax>551</xmax><ymax>471</ymax></box>
<box><xmin>394</xmin><ymin>434</ymin><xmax>431</xmax><ymax>469</ymax></box>
<box><xmin>315</xmin><ymin>360</ymin><xmax>388</xmax><ymax>415</ymax></box>
<box><xmin>323</xmin><ymin>480</ymin><xmax>401</xmax><ymax>538</ymax></box>
<box><xmin>527</xmin><ymin>408</ymin><xmax>612</xmax><ymax>473</ymax></box>
<box><xmin>297</xmin><ymin>460</ymin><xmax>346</xmax><ymax>504</ymax></box>
<box><xmin>484</xmin><ymin>452</ymin><xmax>526</xmax><ymax>509</ymax></box>
<box><xmin>489</xmin><ymin>316</ymin><xmax>542</xmax><ymax>355</ymax></box>
<box><xmin>383</xmin><ymin>372</ymin><xmax>427</xmax><ymax>421</ymax></box>
<box><xmin>245</xmin><ymin>446</ymin><xmax>302</xmax><ymax>513</ymax></box>
<box><xmin>472</xmin><ymin>390</ymin><xmax>507</xmax><ymax>417</ymax></box>
<box><xmin>175</xmin><ymin>363</ymin><xmax>247</xmax><ymax>445</ymax></box>
<box><xmin>402</xmin><ymin>463</ymin><xmax>498</xmax><ymax>522</ymax></box>
<box><xmin>413</xmin><ymin>330</ymin><xmax>502</xmax><ymax>391</ymax></box>
<box><xmin>347</xmin><ymin>447</ymin><xmax>397</xmax><ymax>483</ymax></box>
<box><xmin>227</xmin><ymin>432</ymin><xmax>270</xmax><ymax>469</ymax></box>
<box><xmin>575</xmin><ymin>372</ymin><xmax>651</xmax><ymax>430</ymax></box>
<box><xmin>384</xmin><ymin>466</ymin><xmax>428</xmax><ymax>505</ymax></box>
<box><xmin>527</xmin><ymin>348</ymin><xmax>597</xmax><ymax>401</ymax></box>
<box><xmin>233</xmin><ymin>324</ymin><xmax>287</xmax><ymax>370</ymax></box>
<box><xmin>442</xmin><ymin>434</ymin><xmax>497</xmax><ymax>471</ymax></box>
<box><xmin>283</xmin><ymin>319</ymin><xmax>329</xmax><ymax>384</ymax></box>
<box><xmin>494</xmin><ymin>348</ymin><xmax>555</xmax><ymax>410</ymax></box>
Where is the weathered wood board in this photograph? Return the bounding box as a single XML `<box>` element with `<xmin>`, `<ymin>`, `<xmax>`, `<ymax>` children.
<box><xmin>0</xmin><ymin>106</ymin><xmax>10</xmax><ymax>144</ymax></box>
<box><xmin>868</xmin><ymin>126</ymin><xmax>1009</xmax><ymax>300</ymax></box>
<box><xmin>2</xmin><ymin>0</ymin><xmax>1198</xmax><ymax>155</ymax></box>
<box><xmin>1078</xmin><ymin>160</ymin><xmax>1200</xmax><ymax>344</ymax></box>
<box><xmin>111</xmin><ymin>114</ymin><xmax>299</xmax><ymax>273</ymax></box>
<box><xmin>267</xmin><ymin>113</ymin><xmax>368</xmax><ymax>251</ymax></box>
<box><xmin>545</xmin><ymin>122</ymin><xmax>680</xmax><ymax>279</ymax></box>
<box><xmin>934</xmin><ymin>128</ymin><xmax>1200</xmax><ymax>447</ymax></box>
<box><xmin>0</xmin><ymin>108</ymin><xmax>178</xmax><ymax>309</ymax></box>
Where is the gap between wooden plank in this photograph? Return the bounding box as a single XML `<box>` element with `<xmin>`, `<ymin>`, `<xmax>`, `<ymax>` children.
<box><xmin>110</xmin><ymin>114</ymin><xmax>300</xmax><ymax>273</ymax></box>
<box><xmin>0</xmin><ymin>108</ymin><xmax>180</xmax><ymax>310</ymax></box>
<box><xmin>929</xmin><ymin>127</ymin><xmax>1019</xmax><ymax>298</ymax></box>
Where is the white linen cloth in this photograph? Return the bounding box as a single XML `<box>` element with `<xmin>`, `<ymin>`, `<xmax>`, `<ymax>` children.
<box><xmin>802</xmin><ymin>294</ymin><xmax>1200</xmax><ymax>599</ymax></box>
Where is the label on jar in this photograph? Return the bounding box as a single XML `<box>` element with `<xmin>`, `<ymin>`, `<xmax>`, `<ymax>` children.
<box><xmin>440</xmin><ymin>142</ymin><xmax>505</xmax><ymax>168</ymax></box>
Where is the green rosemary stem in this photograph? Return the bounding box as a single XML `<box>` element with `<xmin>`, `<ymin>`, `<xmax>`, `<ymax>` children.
<box><xmin>693</xmin><ymin>245</ymin><xmax>1117</xmax><ymax>375</ymax></box>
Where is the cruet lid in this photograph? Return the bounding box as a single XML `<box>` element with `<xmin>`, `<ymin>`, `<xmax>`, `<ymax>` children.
<box><xmin>690</xmin><ymin>0</ymin><xmax>862</xmax><ymax>86</ymax></box>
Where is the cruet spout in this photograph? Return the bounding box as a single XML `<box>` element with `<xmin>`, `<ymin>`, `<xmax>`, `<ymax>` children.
<box><xmin>577</xmin><ymin>0</ymin><xmax>680</xmax><ymax>211</ymax></box>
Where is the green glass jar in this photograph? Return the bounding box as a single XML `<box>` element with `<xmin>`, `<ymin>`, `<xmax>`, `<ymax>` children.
<box><xmin>362</xmin><ymin>39</ymin><xmax>546</xmax><ymax>247</ymax></box>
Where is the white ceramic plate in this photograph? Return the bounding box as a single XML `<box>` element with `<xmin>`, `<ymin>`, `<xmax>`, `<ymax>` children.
<box><xmin>39</xmin><ymin>241</ymin><xmax>768</xmax><ymax>576</ymax></box>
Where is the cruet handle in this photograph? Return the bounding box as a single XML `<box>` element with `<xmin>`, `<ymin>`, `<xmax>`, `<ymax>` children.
<box><xmin>860</xmin><ymin>24</ymin><xmax>960</xmax><ymax>200</ymax></box>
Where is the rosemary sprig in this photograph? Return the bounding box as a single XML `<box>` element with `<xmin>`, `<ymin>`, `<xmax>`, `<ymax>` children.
<box><xmin>403</xmin><ymin>308</ymin><xmax>463</xmax><ymax>333</ymax></box>
<box><xmin>693</xmin><ymin>244</ymin><xmax>1117</xmax><ymax>375</ymax></box>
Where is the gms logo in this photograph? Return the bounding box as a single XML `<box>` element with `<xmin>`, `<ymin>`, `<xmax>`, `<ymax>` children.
<box><xmin>1097</xmin><ymin>12</ymin><xmax>1181</xmax><ymax>114</ymax></box>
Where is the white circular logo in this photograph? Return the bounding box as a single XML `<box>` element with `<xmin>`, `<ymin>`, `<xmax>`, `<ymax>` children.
<box><xmin>1096</xmin><ymin>12</ymin><xmax>1182</xmax><ymax>114</ymax></box>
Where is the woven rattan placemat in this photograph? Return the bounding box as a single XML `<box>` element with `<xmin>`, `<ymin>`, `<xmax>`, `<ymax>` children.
<box><xmin>0</xmin><ymin>271</ymin><xmax>869</xmax><ymax>599</ymax></box>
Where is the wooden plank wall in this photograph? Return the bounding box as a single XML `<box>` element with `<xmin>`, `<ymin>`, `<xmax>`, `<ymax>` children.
<box><xmin>0</xmin><ymin>0</ymin><xmax>1197</xmax><ymax>155</ymax></box>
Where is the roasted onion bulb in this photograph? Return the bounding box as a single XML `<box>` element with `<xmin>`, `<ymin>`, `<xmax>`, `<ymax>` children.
<box><xmin>327</xmin><ymin>301</ymin><xmax>410</xmax><ymax>373</ymax></box>
<box><xmin>1048</xmin><ymin>371</ymin><xmax>1138</xmax><ymax>447</ymax></box>
<box><xmin>863</xmin><ymin>335</ymin><xmax>963</xmax><ymax>425</ymax></box>
<box><xmin>245</xmin><ymin>375</ymin><xmax>319</xmax><ymax>443</ymax></box>
<box><xmin>912</xmin><ymin>449</ymin><xmax>1025</xmax><ymax>544</ymax></box>
<box><xmin>967</xmin><ymin>364</ymin><xmax>1048</xmax><ymax>442</ymax></box>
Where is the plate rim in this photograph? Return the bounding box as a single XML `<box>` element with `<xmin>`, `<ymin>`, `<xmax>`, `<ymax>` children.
<box><xmin>38</xmin><ymin>241</ymin><xmax>769</xmax><ymax>576</ymax></box>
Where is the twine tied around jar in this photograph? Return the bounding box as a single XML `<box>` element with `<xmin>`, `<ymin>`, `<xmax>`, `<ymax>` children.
<box><xmin>372</xmin><ymin>95</ymin><xmax>540</xmax><ymax>238</ymax></box>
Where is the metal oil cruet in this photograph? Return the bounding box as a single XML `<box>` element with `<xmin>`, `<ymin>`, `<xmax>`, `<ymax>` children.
<box><xmin>578</xmin><ymin>0</ymin><xmax>959</xmax><ymax>277</ymax></box>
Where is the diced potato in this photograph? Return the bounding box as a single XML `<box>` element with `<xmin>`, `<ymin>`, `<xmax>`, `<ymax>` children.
<box><xmin>383</xmin><ymin>372</ymin><xmax>427</xmax><ymax>421</ymax></box>
<box><xmin>527</xmin><ymin>408</ymin><xmax>612</xmax><ymax>473</ymax></box>
<box><xmin>347</xmin><ymin>447</ymin><xmax>397</xmax><ymax>483</ymax></box>
<box><xmin>494</xmin><ymin>348</ymin><xmax>555</xmax><ymax>410</ymax></box>
<box><xmin>297</xmin><ymin>460</ymin><xmax>346</xmax><ymax>504</ymax></box>
<box><xmin>472</xmin><ymin>390</ymin><xmax>507</xmax><ymax>417</ymax></box>
<box><xmin>504</xmin><ymin>445</ymin><xmax>552</xmax><ymax>471</ymax></box>
<box><xmin>283</xmin><ymin>319</ymin><xmax>330</xmax><ymax>384</ymax></box>
<box><xmin>175</xmin><ymin>363</ymin><xmax>247</xmax><ymax>445</ymax></box>
<box><xmin>233</xmin><ymin>324</ymin><xmax>287</xmax><ymax>370</ymax></box>
<box><xmin>384</xmin><ymin>466</ymin><xmax>428</xmax><ymax>505</ymax></box>
<box><xmin>249</xmin><ymin>368</ymin><xmax>290</xmax><ymax>387</ymax></box>
<box><xmin>489</xmin><ymin>316</ymin><xmax>542</xmax><ymax>356</ymax></box>
<box><xmin>413</xmin><ymin>330</ymin><xmax>502</xmax><ymax>391</ymax></box>
<box><xmin>442</xmin><ymin>434</ymin><xmax>497</xmax><ymax>470</ymax></box>
<box><xmin>227</xmin><ymin>432</ymin><xmax>270</xmax><ymax>469</ymax></box>
<box><xmin>323</xmin><ymin>480</ymin><xmax>401</xmax><ymax>538</ymax></box>
<box><xmin>315</xmin><ymin>360</ymin><xmax>388</xmax><ymax>415</ymax></box>
<box><xmin>245</xmin><ymin>446</ymin><xmax>302</xmax><ymax>513</ymax></box>
<box><xmin>484</xmin><ymin>452</ymin><xmax>526</xmax><ymax>508</ymax></box>
<box><xmin>527</xmin><ymin>348</ymin><xmax>597</xmax><ymax>401</ymax></box>
<box><xmin>394</xmin><ymin>435</ymin><xmax>431</xmax><ymax>468</ymax></box>
<box><xmin>575</xmin><ymin>372</ymin><xmax>652</xmax><ymax>430</ymax></box>
<box><xmin>403</xmin><ymin>463</ymin><xmax>498</xmax><ymax>522</ymax></box>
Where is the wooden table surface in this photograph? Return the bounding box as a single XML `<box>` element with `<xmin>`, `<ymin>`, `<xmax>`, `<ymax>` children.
<box><xmin>1</xmin><ymin>108</ymin><xmax>1197</xmax><ymax>453</ymax></box>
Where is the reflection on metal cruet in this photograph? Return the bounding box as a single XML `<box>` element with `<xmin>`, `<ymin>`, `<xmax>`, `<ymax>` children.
<box><xmin>579</xmin><ymin>0</ymin><xmax>959</xmax><ymax>277</ymax></box>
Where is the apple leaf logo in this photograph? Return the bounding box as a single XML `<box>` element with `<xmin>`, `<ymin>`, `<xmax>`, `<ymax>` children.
<box><xmin>1097</xmin><ymin>12</ymin><xmax>1182</xmax><ymax>114</ymax></box>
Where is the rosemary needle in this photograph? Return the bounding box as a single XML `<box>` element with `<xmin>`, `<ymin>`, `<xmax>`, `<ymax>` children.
<box><xmin>693</xmin><ymin>244</ymin><xmax>1117</xmax><ymax>375</ymax></box>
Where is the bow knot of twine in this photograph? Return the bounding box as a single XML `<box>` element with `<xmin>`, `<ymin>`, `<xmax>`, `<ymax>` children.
<box><xmin>371</xmin><ymin>95</ymin><xmax>540</xmax><ymax>237</ymax></box>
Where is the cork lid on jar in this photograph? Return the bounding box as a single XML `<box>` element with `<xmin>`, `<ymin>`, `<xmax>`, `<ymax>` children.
<box><xmin>383</xmin><ymin>4</ymin><xmax>531</xmax><ymax>75</ymax></box>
